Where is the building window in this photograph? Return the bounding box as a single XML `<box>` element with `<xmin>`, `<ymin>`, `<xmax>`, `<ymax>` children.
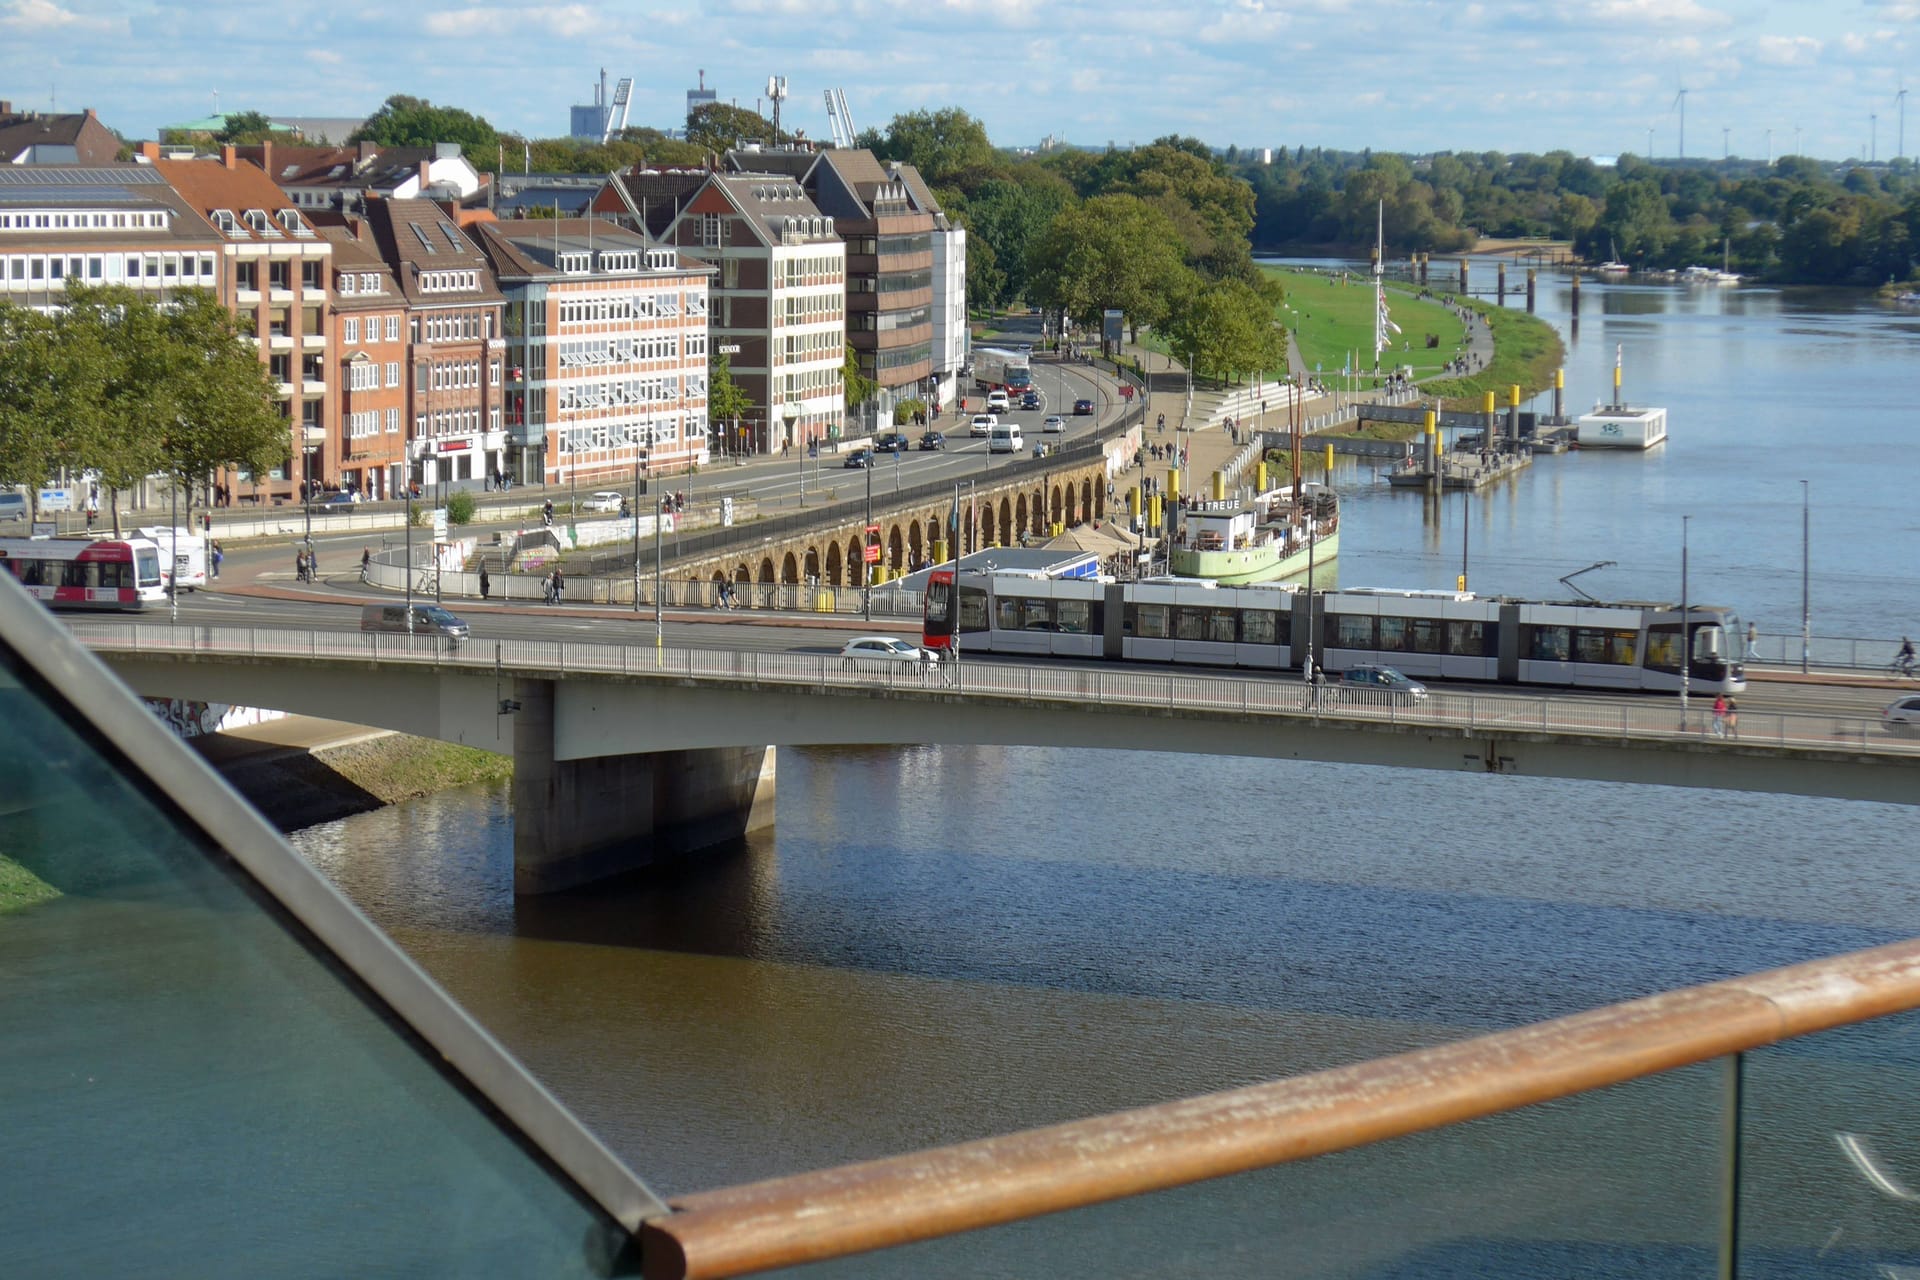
<box><xmin>699</xmin><ymin>214</ymin><xmax>722</xmax><ymax>247</ymax></box>
<box><xmin>386</xmin><ymin>361</ymin><xmax>400</xmax><ymax>388</ymax></box>
<box><xmin>386</xmin><ymin>315</ymin><xmax>399</xmax><ymax>342</ymax></box>
<box><xmin>344</xmin><ymin>317</ymin><xmax>359</xmax><ymax>344</ymax></box>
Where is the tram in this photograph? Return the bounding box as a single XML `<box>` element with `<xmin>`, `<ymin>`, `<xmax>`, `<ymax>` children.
<box><xmin>0</xmin><ymin>537</ymin><xmax>168</xmax><ymax>611</ymax></box>
<box><xmin>922</xmin><ymin>570</ymin><xmax>1745</xmax><ymax>695</ymax></box>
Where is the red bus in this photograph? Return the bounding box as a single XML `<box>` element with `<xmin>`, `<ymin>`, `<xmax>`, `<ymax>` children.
<box><xmin>0</xmin><ymin>537</ymin><xmax>167</xmax><ymax>611</ymax></box>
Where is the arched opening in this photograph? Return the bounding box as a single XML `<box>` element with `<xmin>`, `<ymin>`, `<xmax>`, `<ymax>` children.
<box><xmin>1084</xmin><ymin>478</ymin><xmax>1098</xmax><ymax>520</ymax></box>
<box><xmin>757</xmin><ymin>557</ymin><xmax>775</xmax><ymax>583</ymax></box>
<box><xmin>1014</xmin><ymin>493</ymin><xmax>1028</xmax><ymax>541</ymax></box>
<box><xmin>847</xmin><ymin>537</ymin><xmax>863</xmax><ymax>586</ymax></box>
<box><xmin>826</xmin><ymin>541</ymin><xmax>844</xmax><ymax>586</ymax></box>
<box><xmin>908</xmin><ymin>521</ymin><xmax>924</xmax><ymax>570</ymax></box>
<box><xmin>980</xmin><ymin>506</ymin><xmax>996</xmax><ymax>548</ymax></box>
<box><xmin>1050</xmin><ymin>484</ymin><xmax>1064</xmax><ymax>529</ymax></box>
<box><xmin>781</xmin><ymin>551</ymin><xmax>800</xmax><ymax>584</ymax></box>
<box><xmin>734</xmin><ymin>563</ymin><xmax>751</xmax><ymax>583</ymax></box>
<box><xmin>803</xmin><ymin>546</ymin><xmax>821</xmax><ymax>584</ymax></box>
<box><xmin>887</xmin><ymin>525</ymin><xmax>905</xmax><ymax>574</ymax></box>
<box><xmin>998</xmin><ymin>496</ymin><xmax>1013</xmax><ymax>544</ymax></box>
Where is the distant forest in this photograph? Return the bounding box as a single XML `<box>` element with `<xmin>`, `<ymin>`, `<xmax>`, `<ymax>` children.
<box><xmin>1231</xmin><ymin>145</ymin><xmax>1920</xmax><ymax>287</ymax></box>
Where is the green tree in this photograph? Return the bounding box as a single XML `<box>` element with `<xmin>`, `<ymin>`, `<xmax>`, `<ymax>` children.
<box><xmin>350</xmin><ymin>95</ymin><xmax>497</xmax><ymax>156</ymax></box>
<box><xmin>0</xmin><ymin>306</ymin><xmax>77</xmax><ymax>514</ymax></box>
<box><xmin>842</xmin><ymin>345</ymin><xmax>877</xmax><ymax>411</ymax></box>
<box><xmin>708</xmin><ymin>351</ymin><xmax>753</xmax><ymax>425</ymax></box>
<box><xmin>1027</xmin><ymin>195</ymin><xmax>1192</xmax><ymax>339</ymax></box>
<box><xmin>686</xmin><ymin>103</ymin><xmax>774</xmax><ymax>153</ymax></box>
<box><xmin>872</xmin><ymin>108</ymin><xmax>998</xmax><ymax>186</ymax></box>
<box><xmin>158</xmin><ymin>290</ymin><xmax>286</xmax><ymax>494</ymax></box>
<box><xmin>1162</xmin><ymin>278</ymin><xmax>1288</xmax><ymax>384</ymax></box>
<box><xmin>216</xmin><ymin>111</ymin><xmax>279</xmax><ymax>145</ymax></box>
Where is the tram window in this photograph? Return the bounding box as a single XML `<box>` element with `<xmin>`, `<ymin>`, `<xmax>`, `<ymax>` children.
<box><xmin>996</xmin><ymin>597</ymin><xmax>1021</xmax><ymax>631</ymax></box>
<box><xmin>96</xmin><ymin>561</ymin><xmax>128</xmax><ymax>590</ymax></box>
<box><xmin>956</xmin><ymin>588</ymin><xmax>989</xmax><ymax>632</ymax></box>
<box><xmin>1378</xmin><ymin>617</ymin><xmax>1409</xmax><ymax>652</ymax></box>
<box><xmin>1329</xmin><ymin>613</ymin><xmax>1375</xmax><ymax>649</ymax></box>
<box><xmin>1241</xmin><ymin>610</ymin><xmax>1284</xmax><ymax>646</ymax></box>
<box><xmin>1056</xmin><ymin>599</ymin><xmax>1090</xmax><ymax>634</ymax></box>
<box><xmin>62</xmin><ymin>561</ymin><xmax>97</xmax><ymax>590</ymax></box>
<box><xmin>1645</xmin><ymin>626</ymin><xmax>1681</xmax><ymax>673</ymax></box>
<box><xmin>1131</xmin><ymin>604</ymin><xmax>1170</xmax><ymax>639</ymax></box>
<box><xmin>1174</xmin><ymin>606</ymin><xmax>1207</xmax><ymax>641</ymax></box>
<box><xmin>1409</xmin><ymin>618</ymin><xmax>1445</xmax><ymax>654</ymax></box>
<box><xmin>924</xmin><ymin>579</ymin><xmax>952</xmax><ymax>623</ymax></box>
<box><xmin>1526</xmin><ymin>625</ymin><xmax>1571</xmax><ymax>662</ymax></box>
<box><xmin>1446</xmin><ymin>620</ymin><xmax>1488</xmax><ymax>657</ymax></box>
<box><xmin>16</xmin><ymin>559</ymin><xmax>43</xmax><ymax>587</ymax></box>
<box><xmin>1572</xmin><ymin>627</ymin><xmax>1637</xmax><ymax>665</ymax></box>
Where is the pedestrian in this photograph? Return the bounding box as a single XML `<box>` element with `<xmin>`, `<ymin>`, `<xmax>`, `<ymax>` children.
<box><xmin>1745</xmin><ymin>621</ymin><xmax>1759</xmax><ymax>661</ymax></box>
<box><xmin>307</xmin><ymin>543</ymin><xmax>318</xmax><ymax>579</ymax></box>
<box><xmin>295</xmin><ymin>547</ymin><xmax>307</xmax><ymax>582</ymax></box>
<box><xmin>201</xmin><ymin>511</ymin><xmax>211</xmax><ymax>536</ymax></box>
<box><xmin>479</xmin><ymin>564</ymin><xmax>490</xmax><ymax>599</ymax></box>
<box><xmin>551</xmin><ymin>566</ymin><xmax>564</xmax><ymax>604</ymax></box>
<box><xmin>1712</xmin><ymin>693</ymin><xmax>1729</xmax><ymax>738</ymax></box>
<box><xmin>1725</xmin><ymin>697</ymin><xmax>1738</xmax><ymax>739</ymax></box>
<box><xmin>210</xmin><ymin>541</ymin><xmax>223</xmax><ymax>580</ymax></box>
<box><xmin>359</xmin><ymin>546</ymin><xmax>371</xmax><ymax>582</ymax></box>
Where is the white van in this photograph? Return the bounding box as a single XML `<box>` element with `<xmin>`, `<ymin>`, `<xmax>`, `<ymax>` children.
<box><xmin>135</xmin><ymin>526</ymin><xmax>207</xmax><ymax>592</ymax></box>
<box><xmin>989</xmin><ymin>423</ymin><xmax>1024</xmax><ymax>454</ymax></box>
<box><xmin>0</xmin><ymin>491</ymin><xmax>27</xmax><ymax>524</ymax></box>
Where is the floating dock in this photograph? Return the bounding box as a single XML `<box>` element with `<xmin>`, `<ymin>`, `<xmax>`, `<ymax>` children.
<box><xmin>1387</xmin><ymin>450</ymin><xmax>1531</xmax><ymax>490</ymax></box>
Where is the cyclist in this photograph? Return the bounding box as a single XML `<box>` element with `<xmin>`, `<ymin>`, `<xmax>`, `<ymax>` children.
<box><xmin>1898</xmin><ymin>637</ymin><xmax>1917</xmax><ymax>677</ymax></box>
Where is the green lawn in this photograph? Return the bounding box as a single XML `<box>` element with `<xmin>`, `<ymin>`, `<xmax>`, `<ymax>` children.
<box><xmin>0</xmin><ymin>854</ymin><xmax>59</xmax><ymax>915</ymax></box>
<box><xmin>1263</xmin><ymin>266</ymin><xmax>1471</xmax><ymax>384</ymax></box>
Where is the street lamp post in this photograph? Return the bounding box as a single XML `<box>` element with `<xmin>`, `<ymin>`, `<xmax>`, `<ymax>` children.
<box><xmin>786</xmin><ymin>404</ymin><xmax>802</xmax><ymax>506</ymax></box>
<box><xmin>1680</xmin><ymin>514</ymin><xmax>1692</xmax><ymax>725</ymax></box>
<box><xmin>654</xmin><ymin>492</ymin><xmax>664</xmax><ymax>650</ymax></box>
<box><xmin>863</xmin><ymin>458</ymin><xmax>873</xmax><ymax>623</ymax></box>
<box><xmin>404</xmin><ymin>486</ymin><xmax>414</xmax><ymax>636</ymax></box>
<box><xmin>169</xmin><ymin>471</ymin><xmax>178</xmax><ymax>624</ymax></box>
<box><xmin>1800</xmin><ymin>480</ymin><xmax>1810</xmax><ymax>674</ymax></box>
<box><xmin>631</xmin><ymin>458</ymin><xmax>642</xmax><ymax>613</ymax></box>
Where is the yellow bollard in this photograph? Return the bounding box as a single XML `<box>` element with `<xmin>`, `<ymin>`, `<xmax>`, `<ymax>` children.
<box><xmin>1323</xmin><ymin>443</ymin><xmax>1334</xmax><ymax>472</ymax></box>
<box><xmin>1256</xmin><ymin>461</ymin><xmax>1269</xmax><ymax>491</ymax></box>
<box><xmin>1424</xmin><ymin>409</ymin><xmax>1438</xmax><ymax>461</ymax></box>
<box><xmin>932</xmin><ymin>538</ymin><xmax>948</xmax><ymax>563</ymax></box>
<box><xmin>1149</xmin><ymin>494</ymin><xmax>1162</xmax><ymax>532</ymax></box>
<box><xmin>1166</xmin><ymin>469</ymin><xmax>1181</xmax><ymax>501</ymax></box>
<box><xmin>1211</xmin><ymin>471</ymin><xmax>1225</xmax><ymax>502</ymax></box>
<box><xmin>1509</xmin><ymin>384</ymin><xmax>1521</xmax><ymax>408</ymax></box>
<box><xmin>1483</xmin><ymin>389</ymin><xmax>1496</xmax><ymax>415</ymax></box>
<box><xmin>1127</xmin><ymin>488</ymin><xmax>1141</xmax><ymax>518</ymax></box>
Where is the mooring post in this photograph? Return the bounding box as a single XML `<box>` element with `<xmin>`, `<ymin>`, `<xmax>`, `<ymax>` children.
<box><xmin>1526</xmin><ymin>267</ymin><xmax>1537</xmax><ymax>313</ymax></box>
<box><xmin>1497</xmin><ymin>262</ymin><xmax>1507</xmax><ymax>306</ymax></box>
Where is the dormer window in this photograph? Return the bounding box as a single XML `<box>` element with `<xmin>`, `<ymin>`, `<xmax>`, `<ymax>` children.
<box><xmin>338</xmin><ymin>273</ymin><xmax>358</xmax><ymax>295</ymax></box>
<box><xmin>211</xmin><ymin>209</ymin><xmax>240</xmax><ymax>237</ymax></box>
<box><xmin>557</xmin><ymin>251</ymin><xmax>590</xmax><ymax>274</ymax></box>
<box><xmin>276</xmin><ymin>208</ymin><xmax>313</xmax><ymax>237</ymax></box>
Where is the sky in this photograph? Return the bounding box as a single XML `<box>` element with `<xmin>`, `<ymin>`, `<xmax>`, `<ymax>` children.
<box><xmin>3</xmin><ymin>0</ymin><xmax>1917</xmax><ymax>164</ymax></box>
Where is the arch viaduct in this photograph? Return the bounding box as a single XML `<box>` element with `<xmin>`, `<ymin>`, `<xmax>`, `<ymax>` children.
<box><xmin>675</xmin><ymin>454</ymin><xmax>1121</xmax><ymax>590</ymax></box>
<box><xmin>89</xmin><ymin>628</ymin><xmax>1920</xmax><ymax>898</ymax></box>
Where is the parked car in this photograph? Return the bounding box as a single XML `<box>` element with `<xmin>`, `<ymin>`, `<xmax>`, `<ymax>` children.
<box><xmin>986</xmin><ymin>389</ymin><xmax>1011</xmax><ymax>411</ymax></box>
<box><xmin>1042</xmin><ymin>414</ymin><xmax>1066</xmax><ymax>434</ymax></box>
<box><xmin>840</xmin><ymin>635</ymin><xmax>925</xmax><ymax>663</ymax></box>
<box><xmin>1884</xmin><ymin>694</ymin><xmax>1920</xmax><ymax>735</ymax></box>
<box><xmin>583</xmin><ymin>490</ymin><xmax>625</xmax><ymax>513</ymax></box>
<box><xmin>318</xmin><ymin>491</ymin><xmax>362</xmax><ymax>507</ymax></box>
<box><xmin>1336</xmin><ymin>664</ymin><xmax>1428</xmax><ymax>701</ymax></box>
<box><xmin>843</xmin><ymin>448</ymin><xmax>875</xmax><ymax>469</ymax></box>
<box><xmin>1073</xmin><ymin>398</ymin><xmax>1095</xmax><ymax>415</ymax></box>
<box><xmin>1020</xmin><ymin>390</ymin><xmax>1042</xmax><ymax>410</ymax></box>
<box><xmin>0</xmin><ymin>491</ymin><xmax>28</xmax><ymax>524</ymax></box>
<box><xmin>969</xmin><ymin>413</ymin><xmax>997</xmax><ymax>437</ymax></box>
<box><xmin>918</xmin><ymin>430</ymin><xmax>947</xmax><ymax>451</ymax></box>
<box><xmin>874</xmin><ymin>431</ymin><xmax>910</xmax><ymax>453</ymax></box>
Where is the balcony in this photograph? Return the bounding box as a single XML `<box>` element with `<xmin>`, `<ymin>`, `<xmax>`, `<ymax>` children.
<box><xmin>301</xmin><ymin>333</ymin><xmax>328</xmax><ymax>350</ymax></box>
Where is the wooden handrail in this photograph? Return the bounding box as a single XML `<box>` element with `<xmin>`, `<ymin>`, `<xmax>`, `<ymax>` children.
<box><xmin>641</xmin><ymin>937</ymin><xmax>1920</xmax><ymax>1280</ymax></box>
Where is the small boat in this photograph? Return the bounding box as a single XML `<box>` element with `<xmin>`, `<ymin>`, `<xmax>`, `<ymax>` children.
<box><xmin>1167</xmin><ymin>484</ymin><xmax>1339</xmax><ymax>585</ymax></box>
<box><xmin>1596</xmin><ymin>239</ymin><xmax>1630</xmax><ymax>277</ymax></box>
<box><xmin>1576</xmin><ymin>345</ymin><xmax>1668</xmax><ymax>450</ymax></box>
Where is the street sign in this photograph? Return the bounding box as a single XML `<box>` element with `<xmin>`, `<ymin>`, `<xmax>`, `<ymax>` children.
<box><xmin>721</xmin><ymin>496</ymin><xmax>735</xmax><ymax>528</ymax></box>
<box><xmin>432</xmin><ymin>508</ymin><xmax>448</xmax><ymax>541</ymax></box>
<box><xmin>37</xmin><ymin>488</ymin><xmax>70</xmax><ymax>512</ymax></box>
<box><xmin>717</xmin><ymin>343</ymin><xmax>741</xmax><ymax>355</ymax></box>
<box><xmin>1102</xmin><ymin>309</ymin><xmax>1124</xmax><ymax>345</ymax></box>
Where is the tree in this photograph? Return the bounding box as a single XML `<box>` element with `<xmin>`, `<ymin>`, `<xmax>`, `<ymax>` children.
<box><xmin>216</xmin><ymin>111</ymin><xmax>279</xmax><ymax>145</ymax></box>
<box><xmin>708</xmin><ymin>351</ymin><xmax>752</xmax><ymax>426</ymax></box>
<box><xmin>158</xmin><ymin>290</ymin><xmax>287</xmax><ymax>494</ymax></box>
<box><xmin>842</xmin><ymin>345</ymin><xmax>877</xmax><ymax>412</ymax></box>
<box><xmin>0</xmin><ymin>306</ymin><xmax>75</xmax><ymax>515</ymax></box>
<box><xmin>686</xmin><ymin>103</ymin><xmax>774</xmax><ymax>153</ymax></box>
<box><xmin>1027</xmin><ymin>195</ymin><xmax>1192</xmax><ymax>339</ymax></box>
<box><xmin>872</xmin><ymin>108</ymin><xmax>998</xmax><ymax>186</ymax></box>
<box><xmin>350</xmin><ymin>95</ymin><xmax>497</xmax><ymax>156</ymax></box>
<box><xmin>1162</xmin><ymin>278</ymin><xmax>1288</xmax><ymax>385</ymax></box>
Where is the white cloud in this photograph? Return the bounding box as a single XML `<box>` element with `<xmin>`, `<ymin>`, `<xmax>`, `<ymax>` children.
<box><xmin>420</xmin><ymin>4</ymin><xmax>599</xmax><ymax>39</ymax></box>
<box><xmin>0</xmin><ymin>0</ymin><xmax>122</xmax><ymax>34</ymax></box>
<box><xmin>1584</xmin><ymin>0</ymin><xmax>1732</xmax><ymax>28</ymax></box>
<box><xmin>1754</xmin><ymin>34</ymin><xmax>1821</xmax><ymax>65</ymax></box>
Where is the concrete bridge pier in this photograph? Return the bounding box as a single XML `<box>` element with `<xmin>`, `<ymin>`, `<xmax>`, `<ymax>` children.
<box><xmin>511</xmin><ymin>679</ymin><xmax>776</xmax><ymax>895</ymax></box>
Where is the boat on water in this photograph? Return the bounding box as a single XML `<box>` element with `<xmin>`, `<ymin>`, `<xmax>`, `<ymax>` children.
<box><xmin>1167</xmin><ymin>484</ymin><xmax>1339</xmax><ymax>585</ymax></box>
<box><xmin>1576</xmin><ymin>345</ymin><xmax>1668</xmax><ymax>450</ymax></box>
<box><xmin>1595</xmin><ymin>239</ymin><xmax>1630</xmax><ymax>277</ymax></box>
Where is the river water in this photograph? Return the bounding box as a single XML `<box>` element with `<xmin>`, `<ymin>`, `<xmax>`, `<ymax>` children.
<box><xmin>292</xmin><ymin>276</ymin><xmax>1920</xmax><ymax>1276</ymax></box>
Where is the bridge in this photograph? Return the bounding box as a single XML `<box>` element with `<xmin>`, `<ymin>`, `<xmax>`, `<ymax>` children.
<box><xmin>83</xmin><ymin>624</ymin><xmax>1920</xmax><ymax>894</ymax></box>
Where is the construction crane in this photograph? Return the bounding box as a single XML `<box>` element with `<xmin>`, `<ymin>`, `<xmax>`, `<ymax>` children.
<box><xmin>602</xmin><ymin>77</ymin><xmax>632</xmax><ymax>143</ymax></box>
<box><xmin>824</xmin><ymin>88</ymin><xmax>857</xmax><ymax>149</ymax></box>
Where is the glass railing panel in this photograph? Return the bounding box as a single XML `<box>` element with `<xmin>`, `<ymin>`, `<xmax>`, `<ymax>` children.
<box><xmin>738</xmin><ymin>1062</ymin><xmax>1726</xmax><ymax>1279</ymax></box>
<box><xmin>1739</xmin><ymin>1009</ymin><xmax>1920</xmax><ymax>1274</ymax></box>
<box><xmin>0</xmin><ymin>648</ymin><xmax>631</xmax><ymax>1277</ymax></box>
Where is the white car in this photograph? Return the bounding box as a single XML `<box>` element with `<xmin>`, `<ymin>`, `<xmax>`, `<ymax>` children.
<box><xmin>1042</xmin><ymin>414</ymin><xmax>1066</xmax><ymax>433</ymax></box>
<box><xmin>840</xmin><ymin>636</ymin><xmax>925</xmax><ymax>663</ymax></box>
<box><xmin>583</xmin><ymin>491</ymin><xmax>626</xmax><ymax>513</ymax></box>
<box><xmin>986</xmin><ymin>389</ymin><xmax>1011</xmax><ymax>411</ymax></box>
<box><xmin>969</xmin><ymin>413</ymin><xmax>997</xmax><ymax>437</ymax></box>
<box><xmin>1884</xmin><ymin>694</ymin><xmax>1920</xmax><ymax>735</ymax></box>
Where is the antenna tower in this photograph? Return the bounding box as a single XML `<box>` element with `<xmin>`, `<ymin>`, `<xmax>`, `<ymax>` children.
<box><xmin>767</xmin><ymin>76</ymin><xmax>789</xmax><ymax>146</ymax></box>
<box><xmin>1672</xmin><ymin>86</ymin><xmax>1689</xmax><ymax>160</ymax></box>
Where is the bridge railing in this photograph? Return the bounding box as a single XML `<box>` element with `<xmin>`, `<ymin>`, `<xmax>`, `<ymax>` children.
<box><xmin>72</xmin><ymin>624</ymin><xmax>1920</xmax><ymax>760</ymax></box>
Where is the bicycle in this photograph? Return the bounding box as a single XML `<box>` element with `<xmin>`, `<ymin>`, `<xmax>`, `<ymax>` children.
<box><xmin>1890</xmin><ymin>657</ymin><xmax>1918</xmax><ymax>679</ymax></box>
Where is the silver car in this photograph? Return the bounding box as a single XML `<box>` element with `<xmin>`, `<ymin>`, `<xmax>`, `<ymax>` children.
<box><xmin>1884</xmin><ymin>694</ymin><xmax>1920</xmax><ymax>735</ymax></box>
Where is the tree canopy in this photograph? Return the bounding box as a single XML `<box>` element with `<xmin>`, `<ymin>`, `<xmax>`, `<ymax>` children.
<box><xmin>349</xmin><ymin>95</ymin><xmax>498</xmax><ymax>156</ymax></box>
<box><xmin>1027</xmin><ymin>194</ymin><xmax>1194</xmax><ymax>336</ymax></box>
<box><xmin>687</xmin><ymin>102</ymin><xmax>774</xmax><ymax>154</ymax></box>
<box><xmin>870</xmin><ymin>109</ymin><xmax>997</xmax><ymax>187</ymax></box>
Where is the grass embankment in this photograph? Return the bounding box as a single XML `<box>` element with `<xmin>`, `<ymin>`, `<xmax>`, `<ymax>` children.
<box><xmin>319</xmin><ymin>737</ymin><xmax>512</xmax><ymax>803</ymax></box>
<box><xmin>1263</xmin><ymin>265</ymin><xmax>1469</xmax><ymax>384</ymax></box>
<box><xmin>0</xmin><ymin>855</ymin><xmax>59</xmax><ymax>915</ymax></box>
<box><xmin>1418</xmin><ymin>300</ymin><xmax>1565</xmax><ymax>412</ymax></box>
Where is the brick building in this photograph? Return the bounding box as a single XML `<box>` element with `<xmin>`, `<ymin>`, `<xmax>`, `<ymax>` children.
<box><xmin>148</xmin><ymin>144</ymin><xmax>334</xmax><ymax>504</ymax></box>
<box><xmin>0</xmin><ymin>103</ymin><xmax>123</xmax><ymax>166</ymax></box>
<box><xmin>469</xmin><ymin>219</ymin><xmax>713</xmax><ymax>484</ymax></box>
<box><xmin>318</xmin><ymin>230</ymin><xmax>408</xmax><ymax>499</ymax></box>
<box><xmin>595</xmin><ymin>168</ymin><xmax>846</xmax><ymax>452</ymax></box>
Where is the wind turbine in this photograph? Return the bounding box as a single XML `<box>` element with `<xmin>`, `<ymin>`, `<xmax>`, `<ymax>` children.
<box><xmin>1722</xmin><ymin>125</ymin><xmax>1730</xmax><ymax>161</ymax></box>
<box><xmin>1871</xmin><ymin>112</ymin><xmax>1879</xmax><ymax>163</ymax></box>
<box><xmin>1897</xmin><ymin>84</ymin><xmax>1909</xmax><ymax>161</ymax></box>
<box><xmin>1765</xmin><ymin>127</ymin><xmax>1773</xmax><ymax>165</ymax></box>
<box><xmin>1672</xmin><ymin>86</ymin><xmax>1689</xmax><ymax>160</ymax></box>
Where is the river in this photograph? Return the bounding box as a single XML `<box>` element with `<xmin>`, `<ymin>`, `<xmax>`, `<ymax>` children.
<box><xmin>292</xmin><ymin>276</ymin><xmax>1920</xmax><ymax>1277</ymax></box>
